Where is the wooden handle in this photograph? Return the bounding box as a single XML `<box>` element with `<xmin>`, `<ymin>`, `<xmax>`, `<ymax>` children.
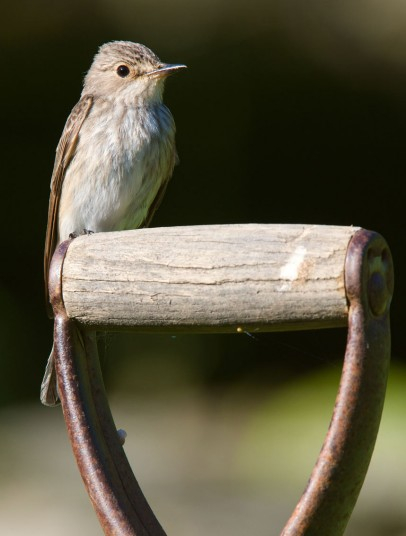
<box><xmin>61</xmin><ymin>223</ymin><xmax>360</xmax><ymax>332</ymax></box>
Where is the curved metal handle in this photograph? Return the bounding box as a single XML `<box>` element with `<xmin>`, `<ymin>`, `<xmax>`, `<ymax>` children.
<box><xmin>49</xmin><ymin>240</ymin><xmax>166</xmax><ymax>536</ymax></box>
<box><xmin>48</xmin><ymin>227</ymin><xmax>393</xmax><ymax>536</ymax></box>
<box><xmin>281</xmin><ymin>229</ymin><xmax>393</xmax><ymax>535</ymax></box>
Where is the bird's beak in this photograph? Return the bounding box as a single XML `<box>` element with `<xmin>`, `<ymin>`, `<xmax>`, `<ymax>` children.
<box><xmin>146</xmin><ymin>64</ymin><xmax>187</xmax><ymax>79</ymax></box>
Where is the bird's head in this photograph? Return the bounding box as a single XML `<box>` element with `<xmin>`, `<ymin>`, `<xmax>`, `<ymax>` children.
<box><xmin>83</xmin><ymin>41</ymin><xmax>186</xmax><ymax>104</ymax></box>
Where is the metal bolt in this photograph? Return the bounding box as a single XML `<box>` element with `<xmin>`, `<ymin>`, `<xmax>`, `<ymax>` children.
<box><xmin>367</xmin><ymin>246</ymin><xmax>394</xmax><ymax>317</ymax></box>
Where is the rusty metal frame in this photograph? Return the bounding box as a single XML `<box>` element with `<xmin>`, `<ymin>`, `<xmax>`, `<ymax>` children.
<box><xmin>281</xmin><ymin>229</ymin><xmax>393</xmax><ymax>535</ymax></box>
<box><xmin>48</xmin><ymin>228</ymin><xmax>393</xmax><ymax>536</ymax></box>
<box><xmin>49</xmin><ymin>240</ymin><xmax>166</xmax><ymax>536</ymax></box>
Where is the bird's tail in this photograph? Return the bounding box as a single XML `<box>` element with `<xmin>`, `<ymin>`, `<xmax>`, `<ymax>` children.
<box><xmin>40</xmin><ymin>346</ymin><xmax>60</xmax><ymax>406</ymax></box>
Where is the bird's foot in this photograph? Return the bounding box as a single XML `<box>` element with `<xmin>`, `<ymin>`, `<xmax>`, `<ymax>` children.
<box><xmin>69</xmin><ymin>229</ymin><xmax>94</xmax><ymax>240</ymax></box>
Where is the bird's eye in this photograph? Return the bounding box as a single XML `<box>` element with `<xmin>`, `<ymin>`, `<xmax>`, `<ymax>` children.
<box><xmin>116</xmin><ymin>65</ymin><xmax>130</xmax><ymax>77</ymax></box>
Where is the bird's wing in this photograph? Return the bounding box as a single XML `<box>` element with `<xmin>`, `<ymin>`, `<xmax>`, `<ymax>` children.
<box><xmin>44</xmin><ymin>95</ymin><xmax>94</xmax><ymax>317</ymax></box>
<box><xmin>142</xmin><ymin>150</ymin><xmax>178</xmax><ymax>228</ymax></box>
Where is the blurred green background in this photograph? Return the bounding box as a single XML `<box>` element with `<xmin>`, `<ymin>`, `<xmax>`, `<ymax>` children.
<box><xmin>0</xmin><ymin>0</ymin><xmax>405</xmax><ymax>534</ymax></box>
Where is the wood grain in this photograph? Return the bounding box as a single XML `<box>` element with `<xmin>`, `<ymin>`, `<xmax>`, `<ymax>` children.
<box><xmin>61</xmin><ymin>224</ymin><xmax>360</xmax><ymax>332</ymax></box>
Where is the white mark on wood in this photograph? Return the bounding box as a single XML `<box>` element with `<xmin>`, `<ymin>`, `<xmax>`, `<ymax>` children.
<box><xmin>279</xmin><ymin>246</ymin><xmax>307</xmax><ymax>290</ymax></box>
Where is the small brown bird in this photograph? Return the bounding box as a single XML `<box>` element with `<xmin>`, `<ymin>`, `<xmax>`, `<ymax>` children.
<box><xmin>41</xmin><ymin>41</ymin><xmax>186</xmax><ymax>406</ymax></box>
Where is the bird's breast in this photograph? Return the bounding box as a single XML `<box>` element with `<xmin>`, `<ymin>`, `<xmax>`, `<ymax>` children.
<box><xmin>58</xmin><ymin>101</ymin><xmax>176</xmax><ymax>239</ymax></box>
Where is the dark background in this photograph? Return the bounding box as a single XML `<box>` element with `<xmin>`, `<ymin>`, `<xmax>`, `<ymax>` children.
<box><xmin>0</xmin><ymin>0</ymin><xmax>403</xmax><ymax>404</ymax></box>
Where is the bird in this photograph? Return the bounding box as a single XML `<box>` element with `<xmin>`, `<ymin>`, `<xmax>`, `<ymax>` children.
<box><xmin>41</xmin><ymin>40</ymin><xmax>186</xmax><ymax>406</ymax></box>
